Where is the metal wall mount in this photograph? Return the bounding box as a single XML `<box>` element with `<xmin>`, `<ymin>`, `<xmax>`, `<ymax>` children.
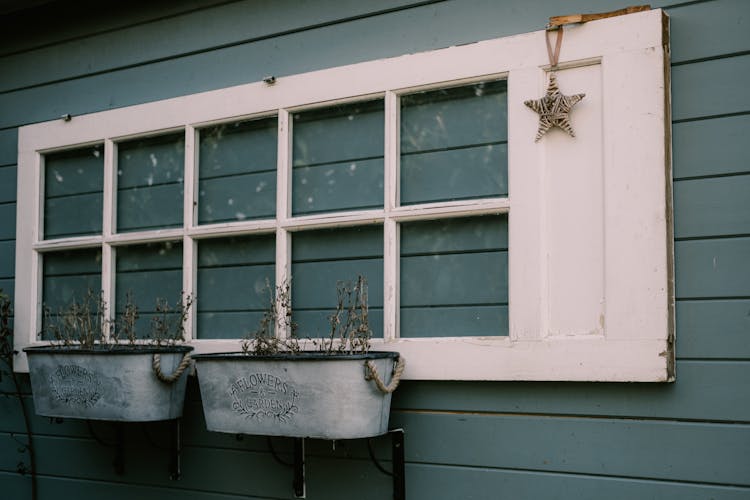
<box><xmin>271</xmin><ymin>429</ymin><xmax>405</xmax><ymax>499</ymax></box>
<box><xmin>84</xmin><ymin>418</ymin><xmax>183</xmax><ymax>479</ymax></box>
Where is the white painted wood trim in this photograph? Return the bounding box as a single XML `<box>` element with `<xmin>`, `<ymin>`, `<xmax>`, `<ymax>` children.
<box><xmin>374</xmin><ymin>337</ymin><xmax>670</xmax><ymax>381</ymax></box>
<box><xmin>183</xmin><ymin>236</ymin><xmax>196</xmax><ymax>342</ymax></box>
<box><xmin>383</xmin><ymin>91</ymin><xmax>399</xmax><ymax>342</ymax></box>
<box><xmin>103</xmin><ymin>139</ymin><xmax>115</xmax><ymax>239</ymax></box>
<box><xmin>184</xmin><ymin>126</ymin><xmax>197</xmax><ymax>231</ymax></box>
<box><xmin>13</xmin><ymin>9</ymin><xmax>672</xmax><ymax>381</ymax></box>
<box><xmin>277</xmin><ymin>110</ymin><xmax>291</xmax><ymax>224</ymax></box>
<box><xmin>275</xmin><ymin>228</ymin><xmax>291</xmax><ymax>340</ymax></box>
<box><xmin>100</xmin><ymin>243</ymin><xmax>114</xmax><ymax>341</ymax></box>
<box><xmin>101</xmin><ymin>139</ymin><xmax>116</xmax><ymax>339</ymax></box>
<box><xmin>383</xmin><ymin>218</ymin><xmax>398</xmax><ymax>342</ymax></box>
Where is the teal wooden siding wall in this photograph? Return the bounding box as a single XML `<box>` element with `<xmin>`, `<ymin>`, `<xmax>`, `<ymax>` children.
<box><xmin>1</xmin><ymin>0</ymin><xmax>749</xmax><ymax>498</ymax></box>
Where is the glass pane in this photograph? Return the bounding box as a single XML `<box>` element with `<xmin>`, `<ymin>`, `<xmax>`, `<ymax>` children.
<box><xmin>115</xmin><ymin>241</ymin><xmax>182</xmax><ymax>338</ymax></box>
<box><xmin>291</xmin><ymin>225</ymin><xmax>383</xmax><ymax>338</ymax></box>
<box><xmin>197</xmin><ymin>234</ymin><xmax>275</xmax><ymax>339</ymax></box>
<box><xmin>400</xmin><ymin>80</ymin><xmax>508</xmax><ymax>205</ymax></box>
<box><xmin>198</xmin><ymin>118</ymin><xmax>277</xmax><ymax>224</ymax></box>
<box><xmin>292</xmin><ymin>100</ymin><xmax>384</xmax><ymax>215</ymax></box>
<box><xmin>41</xmin><ymin>248</ymin><xmax>102</xmax><ymax>340</ymax></box>
<box><xmin>400</xmin><ymin>215</ymin><xmax>508</xmax><ymax>337</ymax></box>
<box><xmin>117</xmin><ymin>133</ymin><xmax>184</xmax><ymax>232</ymax></box>
<box><xmin>44</xmin><ymin>145</ymin><xmax>103</xmax><ymax>239</ymax></box>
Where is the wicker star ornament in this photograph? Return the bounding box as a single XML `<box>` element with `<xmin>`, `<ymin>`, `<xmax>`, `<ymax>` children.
<box><xmin>524</xmin><ymin>73</ymin><xmax>585</xmax><ymax>142</ymax></box>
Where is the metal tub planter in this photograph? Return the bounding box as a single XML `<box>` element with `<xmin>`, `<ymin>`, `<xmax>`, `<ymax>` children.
<box><xmin>24</xmin><ymin>345</ymin><xmax>193</xmax><ymax>422</ymax></box>
<box><xmin>193</xmin><ymin>351</ymin><xmax>403</xmax><ymax>440</ymax></box>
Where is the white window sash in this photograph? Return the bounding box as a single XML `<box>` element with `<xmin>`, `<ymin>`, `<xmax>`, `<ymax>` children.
<box><xmin>15</xmin><ymin>9</ymin><xmax>672</xmax><ymax>381</ymax></box>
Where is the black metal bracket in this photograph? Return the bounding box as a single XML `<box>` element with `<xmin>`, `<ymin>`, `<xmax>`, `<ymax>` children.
<box><xmin>391</xmin><ymin>429</ymin><xmax>405</xmax><ymax>500</ymax></box>
<box><xmin>168</xmin><ymin>419</ymin><xmax>182</xmax><ymax>480</ymax></box>
<box><xmin>293</xmin><ymin>437</ymin><xmax>305</xmax><ymax>498</ymax></box>
<box><xmin>286</xmin><ymin>429</ymin><xmax>405</xmax><ymax>500</ymax></box>
<box><xmin>114</xmin><ymin>422</ymin><xmax>125</xmax><ymax>475</ymax></box>
<box><xmin>85</xmin><ymin>418</ymin><xmax>182</xmax><ymax>479</ymax></box>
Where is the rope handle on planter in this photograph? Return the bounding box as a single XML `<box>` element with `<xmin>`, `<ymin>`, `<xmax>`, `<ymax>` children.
<box><xmin>365</xmin><ymin>356</ymin><xmax>406</xmax><ymax>394</ymax></box>
<box><xmin>152</xmin><ymin>352</ymin><xmax>192</xmax><ymax>384</ymax></box>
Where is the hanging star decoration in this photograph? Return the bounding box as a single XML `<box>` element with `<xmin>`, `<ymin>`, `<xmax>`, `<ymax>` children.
<box><xmin>524</xmin><ymin>73</ymin><xmax>585</xmax><ymax>142</ymax></box>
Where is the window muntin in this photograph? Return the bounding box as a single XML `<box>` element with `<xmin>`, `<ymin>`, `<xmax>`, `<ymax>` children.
<box><xmin>15</xmin><ymin>10</ymin><xmax>672</xmax><ymax>380</ymax></box>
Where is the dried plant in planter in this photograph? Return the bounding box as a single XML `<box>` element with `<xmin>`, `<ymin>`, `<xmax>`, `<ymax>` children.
<box><xmin>42</xmin><ymin>289</ymin><xmax>110</xmax><ymax>348</ymax></box>
<box><xmin>41</xmin><ymin>289</ymin><xmax>193</xmax><ymax>347</ymax></box>
<box><xmin>193</xmin><ymin>275</ymin><xmax>403</xmax><ymax>440</ymax></box>
<box><xmin>242</xmin><ymin>276</ymin><xmax>372</xmax><ymax>355</ymax></box>
<box><xmin>27</xmin><ymin>290</ymin><xmax>195</xmax><ymax>423</ymax></box>
<box><xmin>241</xmin><ymin>280</ymin><xmax>301</xmax><ymax>355</ymax></box>
<box><xmin>150</xmin><ymin>293</ymin><xmax>194</xmax><ymax>346</ymax></box>
<box><xmin>113</xmin><ymin>290</ymin><xmax>139</xmax><ymax>345</ymax></box>
<box><xmin>319</xmin><ymin>275</ymin><xmax>372</xmax><ymax>355</ymax></box>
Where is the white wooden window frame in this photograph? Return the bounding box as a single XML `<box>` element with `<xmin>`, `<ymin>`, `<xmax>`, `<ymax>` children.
<box><xmin>14</xmin><ymin>9</ymin><xmax>673</xmax><ymax>381</ymax></box>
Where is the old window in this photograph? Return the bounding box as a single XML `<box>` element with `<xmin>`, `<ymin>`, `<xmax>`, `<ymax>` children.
<box><xmin>15</xmin><ymin>9</ymin><xmax>672</xmax><ymax>380</ymax></box>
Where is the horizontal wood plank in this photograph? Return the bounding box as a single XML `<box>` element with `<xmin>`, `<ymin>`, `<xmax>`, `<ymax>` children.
<box><xmin>0</xmin><ymin>204</ymin><xmax>15</xmax><ymax>240</ymax></box>
<box><xmin>400</xmin><ymin>145</ymin><xmax>508</xmax><ymax>205</ymax></box>
<box><xmin>197</xmin><ymin>264</ymin><xmax>275</xmax><ymax>311</ymax></box>
<box><xmin>392</xmin><ymin>361</ymin><xmax>750</xmax><ymax>422</ymax></box>
<box><xmin>0</xmin><ymin>130</ymin><xmax>18</xmax><ymax>166</ymax></box>
<box><xmin>672</xmin><ymin>54</ymin><xmax>750</xmax><ymax>122</ymax></box>
<box><xmin>292</xmin><ymin>158</ymin><xmax>384</xmax><ymax>215</ymax></box>
<box><xmin>199</xmin><ymin>171</ymin><xmax>276</xmax><ymax>224</ymax></box>
<box><xmin>44</xmin><ymin>193</ymin><xmax>102</xmax><ymax>239</ymax></box>
<box><xmin>116</xmin><ymin>242</ymin><xmax>182</xmax><ymax>271</ymax></box>
<box><xmin>0</xmin><ymin>278</ymin><xmax>14</xmax><ymax>302</ymax></box>
<box><xmin>0</xmin><ymin>166</ymin><xmax>17</xmax><ymax>202</ymax></box>
<box><xmin>401</xmin><ymin>252</ymin><xmax>508</xmax><ymax>306</ymax></box>
<box><xmin>674</xmin><ymin>174</ymin><xmax>750</xmax><ymax>238</ymax></box>
<box><xmin>197</xmin><ymin>234</ymin><xmax>275</xmax><ymax>267</ymax></box>
<box><xmin>400</xmin><ymin>304</ymin><xmax>508</xmax><ymax>337</ymax></box>
<box><xmin>672</xmin><ymin>114</ymin><xmax>750</xmax><ymax>180</ymax></box>
<box><xmin>389</xmin><ymin>411</ymin><xmax>750</xmax><ymax>485</ymax></box>
<box><xmin>675</xmin><ymin>237</ymin><xmax>750</xmax><ymax>298</ymax></box>
<box><xmin>676</xmin><ymin>299</ymin><xmax>750</xmax><ymax>359</ymax></box>
<box><xmin>0</xmin><ymin>0</ymin><xmax>424</xmax><ymax>91</ymax></box>
<box><xmin>117</xmin><ymin>183</ymin><xmax>183</xmax><ymax>232</ymax></box>
<box><xmin>291</xmin><ymin>225</ymin><xmax>383</xmax><ymax>261</ymax></box>
<box><xmin>0</xmin><ymin>470</ymin><xmax>277</xmax><ymax>500</ymax></box>
<box><xmin>196</xmin><ymin>310</ymin><xmax>266</xmax><ymax>339</ymax></box>
<box><xmin>403</xmin><ymin>462</ymin><xmax>750</xmax><ymax>500</ymax></box>
<box><xmin>198</xmin><ymin>117</ymin><xmax>277</xmax><ymax>179</ymax></box>
<box><xmin>44</xmin><ymin>145</ymin><xmax>103</xmax><ymax>197</ymax></box>
<box><xmin>43</xmin><ymin>247</ymin><xmax>101</xmax><ymax>275</ymax></box>
<box><xmin>668</xmin><ymin>0</ymin><xmax>750</xmax><ymax>64</ymax></box>
<box><xmin>291</xmin><ymin>258</ymin><xmax>384</xmax><ymax>309</ymax></box>
<box><xmin>0</xmin><ymin>0</ymin><xmax>232</xmax><ymax>55</ymax></box>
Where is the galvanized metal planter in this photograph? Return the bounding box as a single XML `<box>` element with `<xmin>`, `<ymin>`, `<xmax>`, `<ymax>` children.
<box><xmin>193</xmin><ymin>351</ymin><xmax>401</xmax><ymax>440</ymax></box>
<box><xmin>24</xmin><ymin>345</ymin><xmax>193</xmax><ymax>422</ymax></box>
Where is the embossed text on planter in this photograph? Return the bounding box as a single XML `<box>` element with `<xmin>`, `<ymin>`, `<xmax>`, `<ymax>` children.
<box><xmin>228</xmin><ymin>373</ymin><xmax>299</xmax><ymax>422</ymax></box>
<box><xmin>49</xmin><ymin>364</ymin><xmax>102</xmax><ymax>408</ymax></box>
